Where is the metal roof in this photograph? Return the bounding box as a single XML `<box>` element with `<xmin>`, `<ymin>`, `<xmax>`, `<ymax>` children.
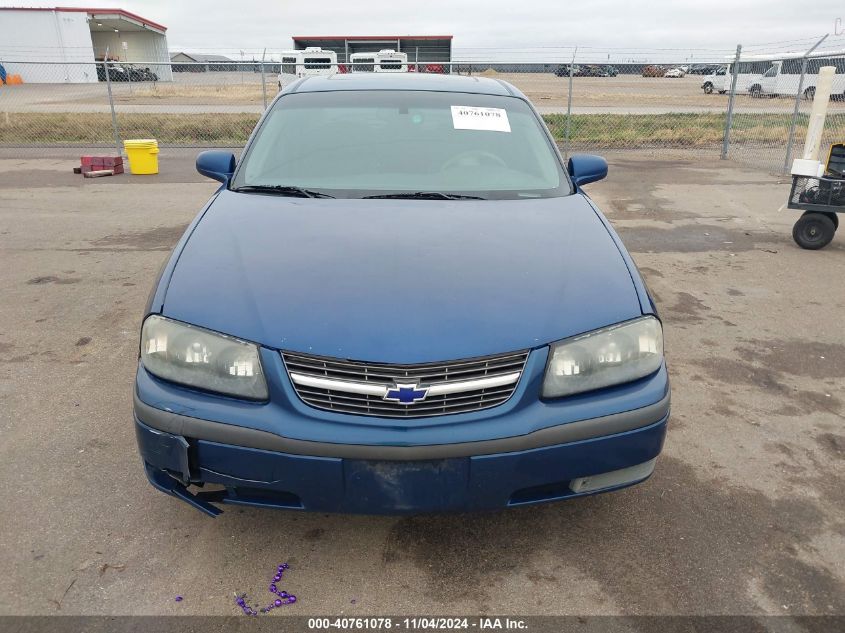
<box><xmin>0</xmin><ymin>6</ymin><xmax>167</xmax><ymax>32</ymax></box>
<box><xmin>170</xmin><ymin>52</ymin><xmax>234</xmax><ymax>63</ymax></box>
<box><xmin>293</xmin><ymin>35</ymin><xmax>453</xmax><ymax>41</ymax></box>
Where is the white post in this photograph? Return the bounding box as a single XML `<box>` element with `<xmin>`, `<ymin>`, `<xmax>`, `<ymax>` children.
<box><xmin>260</xmin><ymin>48</ymin><xmax>268</xmax><ymax>110</ymax></box>
<box><xmin>802</xmin><ymin>66</ymin><xmax>836</xmax><ymax>162</ymax></box>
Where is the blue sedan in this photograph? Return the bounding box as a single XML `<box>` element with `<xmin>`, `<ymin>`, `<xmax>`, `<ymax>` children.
<box><xmin>134</xmin><ymin>73</ymin><xmax>669</xmax><ymax>516</ymax></box>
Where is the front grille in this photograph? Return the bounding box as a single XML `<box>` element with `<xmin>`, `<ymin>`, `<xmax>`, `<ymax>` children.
<box><xmin>282</xmin><ymin>350</ymin><xmax>529</xmax><ymax>418</ymax></box>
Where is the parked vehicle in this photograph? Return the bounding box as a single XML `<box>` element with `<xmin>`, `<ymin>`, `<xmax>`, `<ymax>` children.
<box><xmin>555</xmin><ymin>64</ymin><xmax>616</xmax><ymax>78</ymax></box>
<box><xmin>664</xmin><ymin>67</ymin><xmax>686</xmax><ymax>78</ymax></box>
<box><xmin>641</xmin><ymin>65</ymin><xmax>665</xmax><ymax>77</ymax></box>
<box><xmin>701</xmin><ymin>60</ymin><xmax>772</xmax><ymax>95</ymax></box>
<box><xmin>96</xmin><ymin>62</ymin><xmax>158</xmax><ymax>82</ymax></box>
<box><xmin>701</xmin><ymin>65</ymin><xmax>727</xmax><ymax>93</ymax></box>
<box><xmin>746</xmin><ymin>52</ymin><xmax>845</xmax><ymax>99</ymax></box>
<box><xmin>350</xmin><ymin>49</ymin><xmax>408</xmax><ymax>73</ymax></box>
<box><xmin>419</xmin><ymin>63</ymin><xmax>446</xmax><ymax>74</ymax></box>
<box><xmin>554</xmin><ymin>64</ymin><xmax>579</xmax><ymax>77</ymax></box>
<box><xmin>126</xmin><ymin>64</ymin><xmax>158</xmax><ymax>82</ymax></box>
<box><xmin>96</xmin><ymin>62</ymin><xmax>129</xmax><ymax>82</ymax></box>
<box><xmin>582</xmin><ymin>65</ymin><xmax>613</xmax><ymax>77</ymax></box>
<box><xmin>277</xmin><ymin>47</ymin><xmax>338</xmax><ymax>90</ymax></box>
<box><xmin>133</xmin><ymin>73</ymin><xmax>670</xmax><ymax>516</ymax></box>
<box><xmin>689</xmin><ymin>64</ymin><xmax>718</xmax><ymax>75</ymax></box>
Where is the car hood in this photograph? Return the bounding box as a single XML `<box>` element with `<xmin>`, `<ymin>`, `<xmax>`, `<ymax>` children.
<box><xmin>162</xmin><ymin>191</ymin><xmax>642</xmax><ymax>363</ymax></box>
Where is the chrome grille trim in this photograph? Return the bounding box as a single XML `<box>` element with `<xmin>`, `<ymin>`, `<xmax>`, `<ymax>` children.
<box><xmin>282</xmin><ymin>350</ymin><xmax>529</xmax><ymax>418</ymax></box>
<box><xmin>289</xmin><ymin>371</ymin><xmax>521</xmax><ymax>398</ymax></box>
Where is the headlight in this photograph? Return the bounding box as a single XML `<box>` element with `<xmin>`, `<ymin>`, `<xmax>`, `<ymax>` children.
<box><xmin>140</xmin><ymin>315</ymin><xmax>268</xmax><ymax>400</ymax></box>
<box><xmin>542</xmin><ymin>316</ymin><xmax>663</xmax><ymax>398</ymax></box>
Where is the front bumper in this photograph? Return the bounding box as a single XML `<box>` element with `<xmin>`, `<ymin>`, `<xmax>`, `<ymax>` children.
<box><xmin>134</xmin><ymin>398</ymin><xmax>669</xmax><ymax>516</ymax></box>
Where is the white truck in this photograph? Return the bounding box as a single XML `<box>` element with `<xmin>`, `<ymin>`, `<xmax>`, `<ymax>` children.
<box><xmin>277</xmin><ymin>47</ymin><xmax>338</xmax><ymax>90</ymax></box>
<box><xmin>350</xmin><ymin>49</ymin><xmax>409</xmax><ymax>73</ymax></box>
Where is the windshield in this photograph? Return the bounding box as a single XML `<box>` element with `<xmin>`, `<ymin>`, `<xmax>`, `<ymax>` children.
<box><xmin>231</xmin><ymin>90</ymin><xmax>569</xmax><ymax>199</ymax></box>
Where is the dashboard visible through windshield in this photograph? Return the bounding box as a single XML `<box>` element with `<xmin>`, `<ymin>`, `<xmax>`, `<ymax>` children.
<box><xmin>230</xmin><ymin>90</ymin><xmax>571</xmax><ymax>199</ymax></box>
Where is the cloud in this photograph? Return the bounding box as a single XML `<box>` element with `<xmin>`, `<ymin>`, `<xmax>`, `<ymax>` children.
<box><xmin>6</xmin><ymin>0</ymin><xmax>843</xmax><ymax>59</ymax></box>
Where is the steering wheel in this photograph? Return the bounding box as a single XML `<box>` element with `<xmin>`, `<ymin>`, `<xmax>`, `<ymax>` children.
<box><xmin>441</xmin><ymin>150</ymin><xmax>508</xmax><ymax>171</ymax></box>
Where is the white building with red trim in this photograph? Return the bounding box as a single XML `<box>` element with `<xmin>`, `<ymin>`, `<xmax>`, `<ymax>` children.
<box><xmin>0</xmin><ymin>6</ymin><xmax>171</xmax><ymax>83</ymax></box>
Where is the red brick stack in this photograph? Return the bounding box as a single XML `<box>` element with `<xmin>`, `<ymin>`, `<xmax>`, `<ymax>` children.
<box><xmin>78</xmin><ymin>155</ymin><xmax>124</xmax><ymax>176</ymax></box>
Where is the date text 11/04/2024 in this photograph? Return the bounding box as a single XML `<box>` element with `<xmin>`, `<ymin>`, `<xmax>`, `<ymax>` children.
<box><xmin>307</xmin><ymin>617</ymin><xmax>528</xmax><ymax>629</ymax></box>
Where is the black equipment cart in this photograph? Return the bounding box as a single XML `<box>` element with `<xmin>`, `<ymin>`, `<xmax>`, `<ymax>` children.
<box><xmin>787</xmin><ymin>144</ymin><xmax>845</xmax><ymax>250</ymax></box>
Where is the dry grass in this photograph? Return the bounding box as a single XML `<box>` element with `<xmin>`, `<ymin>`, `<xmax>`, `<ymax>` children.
<box><xmin>115</xmin><ymin>83</ymin><xmax>268</xmax><ymax>104</ymax></box>
<box><xmin>0</xmin><ymin>112</ymin><xmax>260</xmax><ymax>145</ymax></box>
<box><xmin>2</xmin><ymin>110</ymin><xmax>841</xmax><ymax>149</ymax></box>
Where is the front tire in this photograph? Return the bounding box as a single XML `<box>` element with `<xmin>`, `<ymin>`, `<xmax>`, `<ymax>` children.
<box><xmin>750</xmin><ymin>85</ymin><xmax>762</xmax><ymax>98</ymax></box>
<box><xmin>792</xmin><ymin>212</ymin><xmax>836</xmax><ymax>250</ymax></box>
<box><xmin>803</xmin><ymin>86</ymin><xmax>816</xmax><ymax>101</ymax></box>
<box><xmin>703</xmin><ymin>82</ymin><xmax>713</xmax><ymax>94</ymax></box>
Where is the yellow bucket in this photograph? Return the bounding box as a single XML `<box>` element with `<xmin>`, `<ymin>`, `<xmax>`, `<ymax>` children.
<box><xmin>124</xmin><ymin>139</ymin><xmax>159</xmax><ymax>175</ymax></box>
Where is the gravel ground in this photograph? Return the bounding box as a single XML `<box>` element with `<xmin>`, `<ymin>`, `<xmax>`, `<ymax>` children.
<box><xmin>0</xmin><ymin>149</ymin><xmax>843</xmax><ymax>617</ymax></box>
<box><xmin>4</xmin><ymin>73</ymin><xmax>844</xmax><ymax>113</ymax></box>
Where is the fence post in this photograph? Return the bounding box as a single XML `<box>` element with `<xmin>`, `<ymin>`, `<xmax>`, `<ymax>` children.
<box><xmin>563</xmin><ymin>47</ymin><xmax>577</xmax><ymax>160</ymax></box>
<box><xmin>720</xmin><ymin>44</ymin><xmax>741</xmax><ymax>160</ymax></box>
<box><xmin>260</xmin><ymin>48</ymin><xmax>268</xmax><ymax>110</ymax></box>
<box><xmin>783</xmin><ymin>34</ymin><xmax>828</xmax><ymax>173</ymax></box>
<box><xmin>103</xmin><ymin>47</ymin><xmax>122</xmax><ymax>156</ymax></box>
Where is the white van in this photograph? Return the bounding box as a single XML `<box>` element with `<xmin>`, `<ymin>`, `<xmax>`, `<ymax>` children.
<box><xmin>747</xmin><ymin>53</ymin><xmax>845</xmax><ymax>99</ymax></box>
<box><xmin>701</xmin><ymin>60</ymin><xmax>772</xmax><ymax>95</ymax></box>
<box><xmin>350</xmin><ymin>49</ymin><xmax>408</xmax><ymax>73</ymax></box>
<box><xmin>277</xmin><ymin>47</ymin><xmax>338</xmax><ymax>90</ymax></box>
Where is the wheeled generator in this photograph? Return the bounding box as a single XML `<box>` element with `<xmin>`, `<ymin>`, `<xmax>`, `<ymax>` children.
<box><xmin>788</xmin><ymin>143</ymin><xmax>844</xmax><ymax>250</ymax></box>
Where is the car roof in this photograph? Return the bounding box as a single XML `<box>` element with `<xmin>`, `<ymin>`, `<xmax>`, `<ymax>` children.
<box><xmin>283</xmin><ymin>73</ymin><xmax>525</xmax><ymax>98</ymax></box>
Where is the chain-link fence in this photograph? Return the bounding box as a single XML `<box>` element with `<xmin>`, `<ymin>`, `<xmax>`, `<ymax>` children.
<box><xmin>2</xmin><ymin>47</ymin><xmax>845</xmax><ymax>174</ymax></box>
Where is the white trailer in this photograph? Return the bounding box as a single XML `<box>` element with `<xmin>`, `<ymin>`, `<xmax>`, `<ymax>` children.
<box><xmin>277</xmin><ymin>47</ymin><xmax>338</xmax><ymax>90</ymax></box>
<box><xmin>350</xmin><ymin>49</ymin><xmax>408</xmax><ymax>73</ymax></box>
<box><xmin>746</xmin><ymin>50</ymin><xmax>845</xmax><ymax>100</ymax></box>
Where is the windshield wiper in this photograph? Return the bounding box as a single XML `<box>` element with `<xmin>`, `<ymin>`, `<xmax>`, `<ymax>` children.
<box><xmin>362</xmin><ymin>191</ymin><xmax>485</xmax><ymax>200</ymax></box>
<box><xmin>232</xmin><ymin>185</ymin><xmax>335</xmax><ymax>198</ymax></box>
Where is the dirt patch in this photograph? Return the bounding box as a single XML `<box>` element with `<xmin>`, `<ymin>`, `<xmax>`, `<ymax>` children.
<box><xmin>615</xmin><ymin>224</ymin><xmax>781</xmax><ymax>254</ymax></box>
<box><xmin>303</xmin><ymin>528</ymin><xmax>325</xmax><ymax>541</ymax></box>
<box><xmin>27</xmin><ymin>275</ymin><xmax>81</xmax><ymax>285</ymax></box>
<box><xmin>792</xmin><ymin>390</ymin><xmax>844</xmax><ymax>417</ymax></box>
<box><xmin>380</xmin><ymin>456</ymin><xmax>845</xmax><ymax>613</ymax></box>
<box><xmin>694</xmin><ymin>355</ymin><xmax>843</xmax><ymax>416</ymax></box>
<box><xmin>638</xmin><ymin>267</ymin><xmax>664</xmax><ymax>279</ymax></box>
<box><xmin>736</xmin><ymin>339</ymin><xmax>845</xmax><ymax>380</ymax></box>
<box><xmin>664</xmin><ymin>291</ymin><xmax>712</xmax><ymax>322</ymax></box>
<box><xmin>91</xmin><ymin>225</ymin><xmax>187</xmax><ymax>251</ymax></box>
<box><xmin>816</xmin><ymin>433</ymin><xmax>845</xmax><ymax>457</ymax></box>
<box><xmin>694</xmin><ymin>357</ymin><xmax>787</xmax><ymax>394</ymax></box>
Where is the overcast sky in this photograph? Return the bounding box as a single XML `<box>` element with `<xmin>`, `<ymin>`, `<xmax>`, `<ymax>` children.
<box><xmin>5</xmin><ymin>0</ymin><xmax>845</xmax><ymax>61</ymax></box>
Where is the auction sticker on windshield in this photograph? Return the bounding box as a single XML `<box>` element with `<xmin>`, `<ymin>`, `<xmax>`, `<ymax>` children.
<box><xmin>451</xmin><ymin>106</ymin><xmax>511</xmax><ymax>132</ymax></box>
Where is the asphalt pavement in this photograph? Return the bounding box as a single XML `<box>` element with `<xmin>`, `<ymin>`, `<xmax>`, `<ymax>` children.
<box><xmin>0</xmin><ymin>149</ymin><xmax>843</xmax><ymax>617</ymax></box>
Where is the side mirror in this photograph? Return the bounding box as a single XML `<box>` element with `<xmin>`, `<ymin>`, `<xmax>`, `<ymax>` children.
<box><xmin>568</xmin><ymin>154</ymin><xmax>608</xmax><ymax>188</ymax></box>
<box><xmin>196</xmin><ymin>150</ymin><xmax>236</xmax><ymax>184</ymax></box>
